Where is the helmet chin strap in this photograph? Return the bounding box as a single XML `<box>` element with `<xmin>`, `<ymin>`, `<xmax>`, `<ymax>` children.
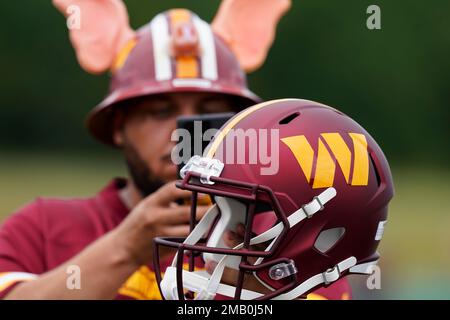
<box><xmin>161</xmin><ymin>187</ymin><xmax>367</xmax><ymax>300</ymax></box>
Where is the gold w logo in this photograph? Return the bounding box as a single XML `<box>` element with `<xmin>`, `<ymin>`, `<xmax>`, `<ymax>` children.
<box><xmin>281</xmin><ymin>133</ymin><xmax>369</xmax><ymax>189</ymax></box>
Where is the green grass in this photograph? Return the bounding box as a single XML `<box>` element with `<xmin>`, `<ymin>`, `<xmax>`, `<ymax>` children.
<box><xmin>376</xmin><ymin>166</ymin><xmax>450</xmax><ymax>299</ymax></box>
<box><xmin>0</xmin><ymin>151</ymin><xmax>126</xmax><ymax>218</ymax></box>
<box><xmin>382</xmin><ymin>166</ymin><xmax>450</xmax><ymax>268</ymax></box>
<box><xmin>0</xmin><ymin>152</ymin><xmax>449</xmax><ymax>298</ymax></box>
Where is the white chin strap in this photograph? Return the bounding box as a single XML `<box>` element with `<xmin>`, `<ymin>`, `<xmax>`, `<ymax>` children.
<box><xmin>160</xmin><ymin>187</ymin><xmax>376</xmax><ymax>300</ymax></box>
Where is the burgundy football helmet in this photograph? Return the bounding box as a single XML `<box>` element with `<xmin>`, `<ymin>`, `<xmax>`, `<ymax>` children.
<box><xmin>153</xmin><ymin>99</ymin><xmax>394</xmax><ymax>300</ymax></box>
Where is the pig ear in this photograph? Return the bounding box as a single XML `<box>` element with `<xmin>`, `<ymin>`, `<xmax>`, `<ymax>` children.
<box><xmin>53</xmin><ymin>0</ymin><xmax>135</xmax><ymax>74</ymax></box>
<box><xmin>212</xmin><ymin>0</ymin><xmax>291</xmax><ymax>73</ymax></box>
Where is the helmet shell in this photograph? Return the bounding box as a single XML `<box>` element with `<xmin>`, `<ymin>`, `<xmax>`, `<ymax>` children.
<box><xmin>205</xmin><ymin>99</ymin><xmax>394</xmax><ymax>291</ymax></box>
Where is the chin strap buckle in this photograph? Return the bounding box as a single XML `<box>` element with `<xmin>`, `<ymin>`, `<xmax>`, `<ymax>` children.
<box><xmin>301</xmin><ymin>187</ymin><xmax>336</xmax><ymax>219</ymax></box>
<box><xmin>322</xmin><ymin>265</ymin><xmax>341</xmax><ymax>285</ymax></box>
<box><xmin>322</xmin><ymin>256</ymin><xmax>358</xmax><ymax>285</ymax></box>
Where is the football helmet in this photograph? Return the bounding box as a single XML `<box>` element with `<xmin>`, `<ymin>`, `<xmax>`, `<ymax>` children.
<box><xmin>153</xmin><ymin>98</ymin><xmax>394</xmax><ymax>300</ymax></box>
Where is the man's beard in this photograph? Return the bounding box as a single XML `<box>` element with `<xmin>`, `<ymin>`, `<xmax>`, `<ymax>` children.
<box><xmin>122</xmin><ymin>138</ymin><xmax>165</xmax><ymax>198</ymax></box>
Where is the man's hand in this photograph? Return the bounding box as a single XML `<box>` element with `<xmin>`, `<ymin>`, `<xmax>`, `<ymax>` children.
<box><xmin>4</xmin><ymin>181</ymin><xmax>209</xmax><ymax>300</ymax></box>
<box><xmin>113</xmin><ymin>182</ymin><xmax>209</xmax><ymax>266</ymax></box>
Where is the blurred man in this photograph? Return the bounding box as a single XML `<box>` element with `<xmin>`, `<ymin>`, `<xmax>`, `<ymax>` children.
<box><xmin>0</xmin><ymin>0</ymin><xmax>351</xmax><ymax>299</ymax></box>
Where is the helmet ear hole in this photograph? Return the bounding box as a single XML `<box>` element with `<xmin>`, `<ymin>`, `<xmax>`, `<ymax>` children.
<box><xmin>314</xmin><ymin>227</ymin><xmax>346</xmax><ymax>254</ymax></box>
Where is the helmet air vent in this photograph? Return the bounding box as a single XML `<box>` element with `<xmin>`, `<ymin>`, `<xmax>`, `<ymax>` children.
<box><xmin>279</xmin><ymin>112</ymin><xmax>300</xmax><ymax>125</ymax></box>
<box><xmin>369</xmin><ymin>152</ymin><xmax>382</xmax><ymax>187</ymax></box>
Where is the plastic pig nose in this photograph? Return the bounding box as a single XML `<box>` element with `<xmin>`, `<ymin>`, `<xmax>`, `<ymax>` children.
<box><xmin>171</xmin><ymin>22</ymin><xmax>200</xmax><ymax>57</ymax></box>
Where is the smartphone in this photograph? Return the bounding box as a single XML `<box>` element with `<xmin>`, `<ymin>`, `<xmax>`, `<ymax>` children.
<box><xmin>175</xmin><ymin>112</ymin><xmax>234</xmax><ymax>176</ymax></box>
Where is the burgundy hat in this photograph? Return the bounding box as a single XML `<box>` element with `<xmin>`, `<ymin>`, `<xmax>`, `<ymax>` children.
<box><xmin>87</xmin><ymin>10</ymin><xmax>262</xmax><ymax>145</ymax></box>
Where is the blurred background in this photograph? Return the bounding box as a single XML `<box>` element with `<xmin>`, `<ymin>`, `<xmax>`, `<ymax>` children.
<box><xmin>0</xmin><ymin>0</ymin><xmax>448</xmax><ymax>299</ymax></box>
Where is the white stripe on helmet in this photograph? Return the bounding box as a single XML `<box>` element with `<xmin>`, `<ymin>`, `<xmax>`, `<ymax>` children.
<box><xmin>151</xmin><ymin>13</ymin><xmax>172</xmax><ymax>81</ymax></box>
<box><xmin>193</xmin><ymin>15</ymin><xmax>218</xmax><ymax>81</ymax></box>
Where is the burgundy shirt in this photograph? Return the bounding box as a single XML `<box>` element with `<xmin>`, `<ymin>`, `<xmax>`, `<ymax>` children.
<box><xmin>0</xmin><ymin>178</ymin><xmax>351</xmax><ymax>300</ymax></box>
